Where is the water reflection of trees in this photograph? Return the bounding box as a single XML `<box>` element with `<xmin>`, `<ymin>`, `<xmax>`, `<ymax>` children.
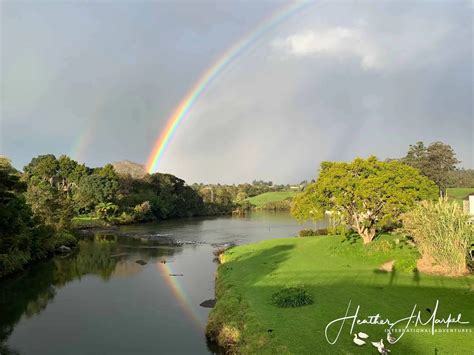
<box><xmin>53</xmin><ymin>240</ymin><xmax>118</xmax><ymax>284</ymax></box>
<box><xmin>0</xmin><ymin>233</ymin><xmax>180</xmax><ymax>353</ymax></box>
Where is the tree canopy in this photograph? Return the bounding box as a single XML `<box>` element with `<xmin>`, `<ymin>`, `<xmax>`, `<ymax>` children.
<box><xmin>291</xmin><ymin>157</ymin><xmax>438</xmax><ymax>244</ymax></box>
<box><xmin>403</xmin><ymin>141</ymin><xmax>460</xmax><ymax>195</ymax></box>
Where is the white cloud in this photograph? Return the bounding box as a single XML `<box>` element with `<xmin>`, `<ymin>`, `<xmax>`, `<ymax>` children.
<box><xmin>272</xmin><ymin>27</ymin><xmax>380</xmax><ymax>70</ymax></box>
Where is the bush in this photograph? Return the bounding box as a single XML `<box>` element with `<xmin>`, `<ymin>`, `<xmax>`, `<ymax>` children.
<box><xmin>402</xmin><ymin>198</ymin><xmax>472</xmax><ymax>275</ymax></box>
<box><xmin>0</xmin><ymin>252</ymin><xmax>31</xmax><ymax>278</ymax></box>
<box><xmin>113</xmin><ymin>211</ymin><xmax>135</xmax><ymax>225</ymax></box>
<box><xmin>271</xmin><ymin>286</ymin><xmax>313</xmax><ymax>308</ymax></box>
<box><xmin>133</xmin><ymin>201</ymin><xmax>153</xmax><ymax>222</ymax></box>
<box><xmin>299</xmin><ymin>229</ymin><xmax>315</xmax><ymax>237</ymax></box>
<box><xmin>260</xmin><ymin>199</ymin><xmax>291</xmax><ymax>211</ymax></box>
<box><xmin>51</xmin><ymin>231</ymin><xmax>77</xmax><ymax>249</ymax></box>
<box><xmin>298</xmin><ymin>228</ymin><xmax>328</xmax><ymax>237</ymax></box>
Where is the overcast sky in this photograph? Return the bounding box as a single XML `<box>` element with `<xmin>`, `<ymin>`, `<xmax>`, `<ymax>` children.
<box><xmin>1</xmin><ymin>0</ymin><xmax>472</xmax><ymax>183</ymax></box>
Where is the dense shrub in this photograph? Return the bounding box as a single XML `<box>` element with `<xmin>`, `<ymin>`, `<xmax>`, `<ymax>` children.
<box><xmin>260</xmin><ymin>199</ymin><xmax>291</xmax><ymax>211</ymax></box>
<box><xmin>113</xmin><ymin>211</ymin><xmax>136</xmax><ymax>225</ymax></box>
<box><xmin>132</xmin><ymin>201</ymin><xmax>154</xmax><ymax>222</ymax></box>
<box><xmin>51</xmin><ymin>231</ymin><xmax>77</xmax><ymax>249</ymax></box>
<box><xmin>0</xmin><ymin>252</ymin><xmax>30</xmax><ymax>278</ymax></box>
<box><xmin>298</xmin><ymin>229</ymin><xmax>328</xmax><ymax>237</ymax></box>
<box><xmin>271</xmin><ymin>286</ymin><xmax>313</xmax><ymax>308</ymax></box>
<box><xmin>402</xmin><ymin>198</ymin><xmax>472</xmax><ymax>275</ymax></box>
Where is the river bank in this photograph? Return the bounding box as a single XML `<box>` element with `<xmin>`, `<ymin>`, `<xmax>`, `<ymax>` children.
<box><xmin>207</xmin><ymin>235</ymin><xmax>474</xmax><ymax>354</ymax></box>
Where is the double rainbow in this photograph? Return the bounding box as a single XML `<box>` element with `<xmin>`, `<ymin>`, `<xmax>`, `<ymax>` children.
<box><xmin>145</xmin><ymin>1</ymin><xmax>311</xmax><ymax>173</ymax></box>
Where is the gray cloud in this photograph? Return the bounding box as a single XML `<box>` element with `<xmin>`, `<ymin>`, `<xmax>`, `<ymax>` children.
<box><xmin>1</xmin><ymin>1</ymin><xmax>472</xmax><ymax>183</ymax></box>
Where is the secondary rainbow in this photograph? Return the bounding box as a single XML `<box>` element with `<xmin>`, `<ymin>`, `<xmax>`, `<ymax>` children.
<box><xmin>146</xmin><ymin>1</ymin><xmax>312</xmax><ymax>173</ymax></box>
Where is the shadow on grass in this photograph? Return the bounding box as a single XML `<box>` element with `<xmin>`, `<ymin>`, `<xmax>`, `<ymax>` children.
<box><xmin>245</xmin><ymin>283</ymin><xmax>473</xmax><ymax>354</ymax></box>
<box><xmin>212</xmin><ymin>242</ymin><xmax>474</xmax><ymax>354</ymax></box>
<box><xmin>221</xmin><ymin>243</ymin><xmax>296</xmax><ymax>285</ymax></box>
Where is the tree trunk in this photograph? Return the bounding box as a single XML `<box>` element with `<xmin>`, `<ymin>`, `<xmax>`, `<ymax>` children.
<box><xmin>361</xmin><ymin>228</ymin><xmax>376</xmax><ymax>244</ymax></box>
<box><xmin>352</xmin><ymin>214</ymin><xmax>377</xmax><ymax>244</ymax></box>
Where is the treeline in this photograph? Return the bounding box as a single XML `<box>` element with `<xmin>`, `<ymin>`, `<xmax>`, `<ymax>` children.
<box><xmin>448</xmin><ymin>169</ymin><xmax>474</xmax><ymax>188</ymax></box>
<box><xmin>0</xmin><ymin>154</ymin><xmax>296</xmax><ymax>277</ymax></box>
<box><xmin>0</xmin><ymin>154</ymin><xmax>203</xmax><ymax>277</ymax></box>
<box><xmin>20</xmin><ymin>154</ymin><xmax>210</xmax><ymax>225</ymax></box>
<box><xmin>191</xmin><ymin>181</ymin><xmax>296</xmax><ymax>213</ymax></box>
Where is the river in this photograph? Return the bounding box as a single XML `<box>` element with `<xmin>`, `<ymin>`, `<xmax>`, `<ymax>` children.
<box><xmin>0</xmin><ymin>212</ymin><xmax>326</xmax><ymax>355</ymax></box>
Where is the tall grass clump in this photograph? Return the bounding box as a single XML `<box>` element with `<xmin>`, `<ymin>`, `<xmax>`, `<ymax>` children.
<box><xmin>402</xmin><ymin>198</ymin><xmax>472</xmax><ymax>275</ymax></box>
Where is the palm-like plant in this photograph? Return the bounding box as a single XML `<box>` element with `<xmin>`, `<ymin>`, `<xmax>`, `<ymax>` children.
<box><xmin>95</xmin><ymin>202</ymin><xmax>118</xmax><ymax>221</ymax></box>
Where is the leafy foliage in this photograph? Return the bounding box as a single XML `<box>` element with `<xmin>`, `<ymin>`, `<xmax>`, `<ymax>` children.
<box><xmin>0</xmin><ymin>157</ymin><xmax>76</xmax><ymax>277</ymax></box>
<box><xmin>95</xmin><ymin>202</ymin><xmax>118</xmax><ymax>221</ymax></box>
<box><xmin>74</xmin><ymin>174</ymin><xmax>118</xmax><ymax>213</ymax></box>
<box><xmin>292</xmin><ymin>157</ymin><xmax>438</xmax><ymax>244</ymax></box>
<box><xmin>270</xmin><ymin>286</ymin><xmax>313</xmax><ymax>308</ymax></box>
<box><xmin>448</xmin><ymin>169</ymin><xmax>474</xmax><ymax>188</ymax></box>
<box><xmin>403</xmin><ymin>141</ymin><xmax>460</xmax><ymax>195</ymax></box>
<box><xmin>25</xmin><ymin>177</ymin><xmax>74</xmax><ymax>230</ymax></box>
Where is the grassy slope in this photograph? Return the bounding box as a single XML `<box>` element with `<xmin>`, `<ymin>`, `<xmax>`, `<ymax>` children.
<box><xmin>447</xmin><ymin>188</ymin><xmax>474</xmax><ymax>207</ymax></box>
<box><xmin>447</xmin><ymin>187</ymin><xmax>474</xmax><ymax>200</ymax></box>
<box><xmin>246</xmin><ymin>191</ymin><xmax>297</xmax><ymax>207</ymax></box>
<box><xmin>208</xmin><ymin>236</ymin><xmax>474</xmax><ymax>354</ymax></box>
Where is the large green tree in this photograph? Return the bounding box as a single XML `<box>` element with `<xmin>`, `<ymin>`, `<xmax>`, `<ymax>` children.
<box><xmin>0</xmin><ymin>157</ymin><xmax>57</xmax><ymax>276</ymax></box>
<box><xmin>403</xmin><ymin>141</ymin><xmax>460</xmax><ymax>196</ymax></box>
<box><xmin>25</xmin><ymin>177</ymin><xmax>74</xmax><ymax>231</ymax></box>
<box><xmin>291</xmin><ymin>157</ymin><xmax>438</xmax><ymax>244</ymax></box>
<box><xmin>23</xmin><ymin>155</ymin><xmax>75</xmax><ymax>230</ymax></box>
<box><xmin>0</xmin><ymin>157</ymin><xmax>32</xmax><ymax>255</ymax></box>
<box><xmin>74</xmin><ymin>174</ymin><xmax>118</xmax><ymax>213</ymax></box>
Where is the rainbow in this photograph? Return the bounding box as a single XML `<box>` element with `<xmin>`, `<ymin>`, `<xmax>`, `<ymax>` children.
<box><xmin>146</xmin><ymin>1</ymin><xmax>312</xmax><ymax>173</ymax></box>
<box><xmin>71</xmin><ymin>123</ymin><xmax>95</xmax><ymax>164</ymax></box>
<box><xmin>156</xmin><ymin>261</ymin><xmax>204</xmax><ymax>329</ymax></box>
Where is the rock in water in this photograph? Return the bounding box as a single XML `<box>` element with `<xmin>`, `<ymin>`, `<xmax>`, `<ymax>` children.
<box><xmin>199</xmin><ymin>299</ymin><xmax>216</xmax><ymax>308</ymax></box>
<box><xmin>135</xmin><ymin>260</ymin><xmax>147</xmax><ymax>265</ymax></box>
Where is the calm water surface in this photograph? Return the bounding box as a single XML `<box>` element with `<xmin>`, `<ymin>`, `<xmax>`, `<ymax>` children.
<box><xmin>0</xmin><ymin>212</ymin><xmax>325</xmax><ymax>354</ymax></box>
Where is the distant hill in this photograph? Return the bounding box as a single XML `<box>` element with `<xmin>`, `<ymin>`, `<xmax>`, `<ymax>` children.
<box><xmin>112</xmin><ymin>160</ymin><xmax>147</xmax><ymax>179</ymax></box>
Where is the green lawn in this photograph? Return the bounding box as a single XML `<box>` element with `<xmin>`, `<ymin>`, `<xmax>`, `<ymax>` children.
<box><xmin>71</xmin><ymin>215</ymin><xmax>104</xmax><ymax>228</ymax></box>
<box><xmin>447</xmin><ymin>187</ymin><xmax>474</xmax><ymax>201</ymax></box>
<box><xmin>208</xmin><ymin>236</ymin><xmax>474</xmax><ymax>354</ymax></box>
<box><xmin>246</xmin><ymin>191</ymin><xmax>297</xmax><ymax>207</ymax></box>
<box><xmin>447</xmin><ymin>188</ymin><xmax>474</xmax><ymax>207</ymax></box>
